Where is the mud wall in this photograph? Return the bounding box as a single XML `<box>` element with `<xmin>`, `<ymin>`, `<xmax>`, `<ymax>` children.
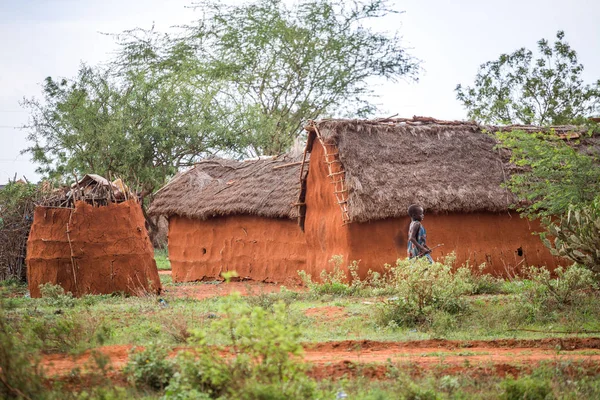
<box><xmin>303</xmin><ymin>137</ymin><xmax>351</xmax><ymax>278</ymax></box>
<box><xmin>304</xmin><ymin>140</ymin><xmax>565</xmax><ymax>278</ymax></box>
<box><xmin>168</xmin><ymin>215</ymin><xmax>307</xmax><ymax>283</ymax></box>
<box><xmin>345</xmin><ymin>214</ymin><xmax>564</xmax><ymax>276</ymax></box>
<box><xmin>26</xmin><ymin>200</ymin><xmax>161</xmax><ymax>298</ymax></box>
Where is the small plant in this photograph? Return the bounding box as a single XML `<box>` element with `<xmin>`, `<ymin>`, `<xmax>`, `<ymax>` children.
<box><xmin>124</xmin><ymin>343</ymin><xmax>174</xmax><ymax>390</ymax></box>
<box><xmin>461</xmin><ymin>262</ymin><xmax>505</xmax><ymax>295</ymax></box>
<box><xmin>165</xmin><ymin>295</ymin><xmax>316</xmax><ymax>399</ymax></box>
<box><xmin>500</xmin><ymin>375</ymin><xmax>554</xmax><ymax>400</ymax></box>
<box><xmin>39</xmin><ymin>283</ymin><xmax>75</xmax><ymax>308</ymax></box>
<box><xmin>0</xmin><ymin>303</ymin><xmax>46</xmax><ymax>399</ymax></box>
<box><xmin>522</xmin><ymin>264</ymin><xmax>597</xmax><ymax>311</ymax></box>
<box><xmin>542</xmin><ymin>196</ymin><xmax>600</xmax><ymax>273</ymax></box>
<box><xmin>375</xmin><ymin>257</ymin><xmax>474</xmax><ymax>328</ymax></box>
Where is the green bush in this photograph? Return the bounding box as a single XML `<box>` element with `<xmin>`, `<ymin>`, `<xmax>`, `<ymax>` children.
<box><xmin>521</xmin><ymin>264</ymin><xmax>597</xmax><ymax>314</ymax></box>
<box><xmin>462</xmin><ymin>263</ymin><xmax>505</xmax><ymax>295</ymax></box>
<box><xmin>123</xmin><ymin>343</ymin><xmax>174</xmax><ymax>391</ymax></box>
<box><xmin>375</xmin><ymin>258</ymin><xmax>474</xmax><ymax>328</ymax></box>
<box><xmin>39</xmin><ymin>283</ymin><xmax>76</xmax><ymax>308</ymax></box>
<box><xmin>0</xmin><ymin>303</ymin><xmax>46</xmax><ymax>399</ymax></box>
<box><xmin>164</xmin><ymin>295</ymin><xmax>316</xmax><ymax>399</ymax></box>
<box><xmin>500</xmin><ymin>375</ymin><xmax>554</xmax><ymax>400</ymax></box>
<box><xmin>542</xmin><ymin>197</ymin><xmax>600</xmax><ymax>274</ymax></box>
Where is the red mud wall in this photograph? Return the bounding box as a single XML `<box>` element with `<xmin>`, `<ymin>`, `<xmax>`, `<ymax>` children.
<box><xmin>26</xmin><ymin>201</ymin><xmax>161</xmax><ymax>298</ymax></box>
<box><xmin>303</xmin><ymin>138</ymin><xmax>351</xmax><ymax>278</ymax></box>
<box><xmin>305</xmin><ymin>140</ymin><xmax>565</xmax><ymax>278</ymax></box>
<box><xmin>168</xmin><ymin>215</ymin><xmax>306</xmax><ymax>283</ymax></box>
<box><xmin>346</xmin><ymin>214</ymin><xmax>564</xmax><ymax>276</ymax></box>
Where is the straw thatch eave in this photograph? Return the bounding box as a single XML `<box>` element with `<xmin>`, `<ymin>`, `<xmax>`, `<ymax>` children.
<box><xmin>307</xmin><ymin>117</ymin><xmax>598</xmax><ymax>223</ymax></box>
<box><xmin>148</xmin><ymin>155</ymin><xmax>304</xmax><ymax>220</ymax></box>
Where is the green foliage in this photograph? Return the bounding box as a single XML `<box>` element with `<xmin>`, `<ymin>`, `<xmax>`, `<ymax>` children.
<box><xmin>39</xmin><ymin>283</ymin><xmax>76</xmax><ymax>308</ymax></box>
<box><xmin>375</xmin><ymin>258</ymin><xmax>474</xmax><ymax>328</ymax></box>
<box><xmin>0</xmin><ymin>181</ymin><xmax>49</xmax><ymax>281</ymax></box>
<box><xmin>457</xmin><ymin>30</ymin><xmax>600</xmax><ymax>125</ymax></box>
<box><xmin>154</xmin><ymin>248</ymin><xmax>171</xmax><ymax>271</ymax></box>
<box><xmin>0</xmin><ymin>303</ymin><xmax>46</xmax><ymax>399</ymax></box>
<box><xmin>542</xmin><ymin>198</ymin><xmax>600</xmax><ymax>273</ymax></box>
<box><xmin>521</xmin><ymin>265</ymin><xmax>597</xmax><ymax>313</ymax></box>
<box><xmin>495</xmin><ymin>129</ymin><xmax>600</xmax><ymax>220</ymax></box>
<box><xmin>123</xmin><ymin>343</ymin><xmax>174</xmax><ymax>391</ymax></box>
<box><xmin>500</xmin><ymin>375</ymin><xmax>554</xmax><ymax>400</ymax></box>
<box><xmin>164</xmin><ymin>296</ymin><xmax>315</xmax><ymax>399</ymax></box>
<box><xmin>22</xmin><ymin>64</ymin><xmax>226</xmax><ymax>196</ymax></box>
<box><xmin>110</xmin><ymin>0</ymin><xmax>419</xmax><ymax>156</ymax></box>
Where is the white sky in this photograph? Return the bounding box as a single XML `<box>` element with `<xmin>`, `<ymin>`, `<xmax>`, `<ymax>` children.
<box><xmin>1</xmin><ymin>0</ymin><xmax>599</xmax><ymax>183</ymax></box>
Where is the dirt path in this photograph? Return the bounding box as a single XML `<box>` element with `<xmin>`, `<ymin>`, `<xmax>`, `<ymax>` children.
<box><xmin>41</xmin><ymin>338</ymin><xmax>600</xmax><ymax>379</ymax></box>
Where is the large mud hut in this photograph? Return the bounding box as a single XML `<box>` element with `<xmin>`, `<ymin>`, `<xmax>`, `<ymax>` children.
<box><xmin>297</xmin><ymin>117</ymin><xmax>583</xmax><ymax>277</ymax></box>
<box><xmin>149</xmin><ymin>156</ymin><xmax>307</xmax><ymax>283</ymax></box>
<box><xmin>26</xmin><ymin>175</ymin><xmax>161</xmax><ymax>297</ymax></box>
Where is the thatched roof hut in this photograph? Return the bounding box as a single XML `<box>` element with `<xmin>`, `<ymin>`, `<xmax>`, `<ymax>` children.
<box><xmin>149</xmin><ymin>155</ymin><xmax>304</xmax><ymax>220</ymax></box>
<box><xmin>149</xmin><ymin>155</ymin><xmax>308</xmax><ymax>283</ymax></box>
<box><xmin>303</xmin><ymin>117</ymin><xmax>597</xmax><ymax>224</ymax></box>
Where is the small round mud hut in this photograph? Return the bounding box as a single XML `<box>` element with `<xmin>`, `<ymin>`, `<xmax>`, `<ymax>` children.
<box><xmin>149</xmin><ymin>156</ymin><xmax>307</xmax><ymax>283</ymax></box>
<box><xmin>26</xmin><ymin>175</ymin><xmax>161</xmax><ymax>297</ymax></box>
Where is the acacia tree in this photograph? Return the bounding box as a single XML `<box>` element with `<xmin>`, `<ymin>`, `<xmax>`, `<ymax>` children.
<box><xmin>22</xmin><ymin>0</ymin><xmax>418</xmax><ymax>192</ymax></box>
<box><xmin>456</xmin><ymin>31</ymin><xmax>600</xmax><ymax>125</ymax></box>
<box><xmin>22</xmin><ymin>64</ymin><xmax>230</xmax><ymax>196</ymax></box>
<box><xmin>113</xmin><ymin>0</ymin><xmax>419</xmax><ymax>156</ymax></box>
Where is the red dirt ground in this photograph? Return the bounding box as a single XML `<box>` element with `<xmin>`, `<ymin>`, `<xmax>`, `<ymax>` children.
<box><xmin>41</xmin><ymin>338</ymin><xmax>600</xmax><ymax>380</ymax></box>
<box><xmin>159</xmin><ymin>272</ymin><xmax>305</xmax><ymax>299</ymax></box>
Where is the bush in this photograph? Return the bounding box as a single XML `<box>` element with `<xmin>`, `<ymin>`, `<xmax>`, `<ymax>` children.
<box><xmin>522</xmin><ymin>264</ymin><xmax>597</xmax><ymax>313</ymax></box>
<box><xmin>39</xmin><ymin>283</ymin><xmax>76</xmax><ymax>308</ymax></box>
<box><xmin>462</xmin><ymin>263</ymin><xmax>505</xmax><ymax>295</ymax></box>
<box><xmin>542</xmin><ymin>197</ymin><xmax>600</xmax><ymax>274</ymax></box>
<box><xmin>0</xmin><ymin>303</ymin><xmax>46</xmax><ymax>399</ymax></box>
<box><xmin>164</xmin><ymin>296</ymin><xmax>316</xmax><ymax>399</ymax></box>
<box><xmin>500</xmin><ymin>375</ymin><xmax>554</xmax><ymax>400</ymax></box>
<box><xmin>375</xmin><ymin>258</ymin><xmax>474</xmax><ymax>328</ymax></box>
<box><xmin>124</xmin><ymin>343</ymin><xmax>174</xmax><ymax>391</ymax></box>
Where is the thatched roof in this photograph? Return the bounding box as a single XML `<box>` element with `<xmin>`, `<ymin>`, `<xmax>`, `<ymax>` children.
<box><xmin>307</xmin><ymin>117</ymin><xmax>598</xmax><ymax>223</ymax></box>
<box><xmin>149</xmin><ymin>155</ymin><xmax>304</xmax><ymax>220</ymax></box>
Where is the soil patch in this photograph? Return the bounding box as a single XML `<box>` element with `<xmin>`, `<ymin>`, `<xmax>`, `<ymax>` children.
<box><xmin>304</xmin><ymin>306</ymin><xmax>347</xmax><ymax>319</ymax></box>
<box><xmin>41</xmin><ymin>338</ymin><xmax>600</xmax><ymax>379</ymax></box>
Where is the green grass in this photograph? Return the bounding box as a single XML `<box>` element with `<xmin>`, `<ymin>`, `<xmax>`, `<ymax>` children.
<box><xmin>154</xmin><ymin>248</ymin><xmax>171</xmax><ymax>270</ymax></box>
<box><xmin>2</xmin><ymin>262</ymin><xmax>600</xmax><ymax>398</ymax></box>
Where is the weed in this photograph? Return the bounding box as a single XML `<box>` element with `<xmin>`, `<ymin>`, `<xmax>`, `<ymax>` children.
<box><xmin>165</xmin><ymin>295</ymin><xmax>316</xmax><ymax>399</ymax></box>
<box><xmin>124</xmin><ymin>343</ymin><xmax>174</xmax><ymax>391</ymax></box>
<box><xmin>39</xmin><ymin>283</ymin><xmax>76</xmax><ymax>308</ymax></box>
<box><xmin>500</xmin><ymin>375</ymin><xmax>554</xmax><ymax>400</ymax></box>
<box><xmin>0</xmin><ymin>302</ymin><xmax>46</xmax><ymax>399</ymax></box>
<box><xmin>375</xmin><ymin>257</ymin><xmax>473</xmax><ymax>328</ymax></box>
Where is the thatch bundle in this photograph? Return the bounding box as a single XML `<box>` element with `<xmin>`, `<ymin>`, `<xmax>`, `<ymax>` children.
<box><xmin>308</xmin><ymin>117</ymin><xmax>598</xmax><ymax>223</ymax></box>
<box><xmin>149</xmin><ymin>155</ymin><xmax>304</xmax><ymax>220</ymax></box>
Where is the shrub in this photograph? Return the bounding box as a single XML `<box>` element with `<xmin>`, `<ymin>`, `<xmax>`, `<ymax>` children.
<box><xmin>39</xmin><ymin>283</ymin><xmax>76</xmax><ymax>308</ymax></box>
<box><xmin>500</xmin><ymin>375</ymin><xmax>554</xmax><ymax>400</ymax></box>
<box><xmin>124</xmin><ymin>343</ymin><xmax>174</xmax><ymax>391</ymax></box>
<box><xmin>164</xmin><ymin>296</ymin><xmax>316</xmax><ymax>399</ymax></box>
<box><xmin>0</xmin><ymin>303</ymin><xmax>46</xmax><ymax>399</ymax></box>
<box><xmin>375</xmin><ymin>258</ymin><xmax>474</xmax><ymax>328</ymax></box>
<box><xmin>461</xmin><ymin>263</ymin><xmax>505</xmax><ymax>295</ymax></box>
<box><xmin>542</xmin><ymin>197</ymin><xmax>600</xmax><ymax>274</ymax></box>
<box><xmin>522</xmin><ymin>264</ymin><xmax>597</xmax><ymax>311</ymax></box>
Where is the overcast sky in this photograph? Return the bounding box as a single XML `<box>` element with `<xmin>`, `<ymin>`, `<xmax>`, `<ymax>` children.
<box><xmin>1</xmin><ymin>0</ymin><xmax>599</xmax><ymax>183</ymax></box>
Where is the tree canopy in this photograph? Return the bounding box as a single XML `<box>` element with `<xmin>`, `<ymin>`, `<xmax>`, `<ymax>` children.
<box><xmin>456</xmin><ymin>31</ymin><xmax>600</xmax><ymax>125</ymax></box>
<box><xmin>22</xmin><ymin>0</ymin><xmax>419</xmax><ymax>193</ymax></box>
